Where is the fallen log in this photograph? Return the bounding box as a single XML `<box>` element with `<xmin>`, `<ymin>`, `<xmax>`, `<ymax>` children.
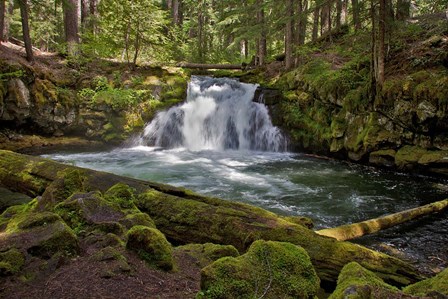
<box><xmin>316</xmin><ymin>198</ymin><xmax>448</xmax><ymax>241</ymax></box>
<box><xmin>0</xmin><ymin>150</ymin><xmax>424</xmax><ymax>286</ymax></box>
<box><xmin>176</xmin><ymin>62</ymin><xmax>243</xmax><ymax>70</ymax></box>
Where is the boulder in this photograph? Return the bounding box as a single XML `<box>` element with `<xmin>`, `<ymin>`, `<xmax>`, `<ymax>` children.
<box><xmin>175</xmin><ymin>243</ymin><xmax>239</xmax><ymax>268</ymax></box>
<box><xmin>199</xmin><ymin>240</ymin><xmax>320</xmax><ymax>299</ymax></box>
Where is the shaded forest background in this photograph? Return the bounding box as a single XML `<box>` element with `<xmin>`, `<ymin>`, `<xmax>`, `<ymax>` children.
<box><xmin>1</xmin><ymin>0</ymin><xmax>447</xmax><ymax>69</ymax></box>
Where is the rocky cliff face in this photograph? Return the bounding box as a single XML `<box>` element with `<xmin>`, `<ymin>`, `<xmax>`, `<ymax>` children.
<box><xmin>252</xmin><ymin>16</ymin><xmax>448</xmax><ymax>178</ymax></box>
<box><xmin>0</xmin><ymin>56</ymin><xmax>187</xmax><ymax>144</ymax></box>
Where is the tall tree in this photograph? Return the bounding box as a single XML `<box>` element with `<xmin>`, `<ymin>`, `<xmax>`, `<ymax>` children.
<box><xmin>312</xmin><ymin>3</ymin><xmax>320</xmax><ymax>40</ymax></box>
<box><xmin>256</xmin><ymin>0</ymin><xmax>267</xmax><ymax>66</ymax></box>
<box><xmin>377</xmin><ymin>0</ymin><xmax>385</xmax><ymax>85</ymax></box>
<box><xmin>396</xmin><ymin>0</ymin><xmax>410</xmax><ymax>20</ymax></box>
<box><xmin>0</xmin><ymin>0</ymin><xmax>5</xmax><ymax>42</ymax></box>
<box><xmin>0</xmin><ymin>0</ymin><xmax>12</xmax><ymax>42</ymax></box>
<box><xmin>320</xmin><ymin>1</ymin><xmax>331</xmax><ymax>35</ymax></box>
<box><xmin>296</xmin><ymin>0</ymin><xmax>308</xmax><ymax>45</ymax></box>
<box><xmin>18</xmin><ymin>0</ymin><xmax>33</xmax><ymax>61</ymax></box>
<box><xmin>285</xmin><ymin>0</ymin><xmax>294</xmax><ymax>70</ymax></box>
<box><xmin>352</xmin><ymin>0</ymin><xmax>361</xmax><ymax>31</ymax></box>
<box><xmin>172</xmin><ymin>0</ymin><xmax>183</xmax><ymax>26</ymax></box>
<box><xmin>63</xmin><ymin>0</ymin><xmax>80</xmax><ymax>56</ymax></box>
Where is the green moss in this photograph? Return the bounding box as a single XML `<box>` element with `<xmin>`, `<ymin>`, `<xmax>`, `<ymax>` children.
<box><xmin>0</xmin><ymin>248</ymin><xmax>25</xmax><ymax>276</ymax></box>
<box><xmin>199</xmin><ymin>240</ymin><xmax>320</xmax><ymax>299</ymax></box>
<box><xmin>120</xmin><ymin>212</ymin><xmax>155</xmax><ymax>230</ymax></box>
<box><xmin>176</xmin><ymin>243</ymin><xmax>239</xmax><ymax>268</ymax></box>
<box><xmin>126</xmin><ymin>225</ymin><xmax>173</xmax><ymax>271</ymax></box>
<box><xmin>418</xmin><ymin>150</ymin><xmax>448</xmax><ymax>165</ymax></box>
<box><xmin>18</xmin><ymin>211</ymin><xmax>61</xmax><ymax>229</ymax></box>
<box><xmin>26</xmin><ymin>220</ymin><xmax>80</xmax><ymax>258</ymax></box>
<box><xmin>329</xmin><ymin>262</ymin><xmax>399</xmax><ymax>299</ymax></box>
<box><xmin>395</xmin><ymin>145</ymin><xmax>428</xmax><ymax>169</ymax></box>
<box><xmin>403</xmin><ymin>268</ymin><xmax>448</xmax><ymax>296</ymax></box>
<box><xmin>38</xmin><ymin>169</ymin><xmax>87</xmax><ymax>209</ymax></box>
<box><xmin>104</xmin><ymin>183</ymin><xmax>137</xmax><ymax>210</ymax></box>
<box><xmin>281</xmin><ymin>216</ymin><xmax>314</xmax><ymax>229</ymax></box>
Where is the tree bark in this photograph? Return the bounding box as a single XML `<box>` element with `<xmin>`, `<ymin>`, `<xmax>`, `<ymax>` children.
<box><xmin>316</xmin><ymin>199</ymin><xmax>448</xmax><ymax>241</ymax></box>
<box><xmin>396</xmin><ymin>0</ymin><xmax>410</xmax><ymax>20</ymax></box>
<box><xmin>320</xmin><ymin>1</ymin><xmax>330</xmax><ymax>35</ymax></box>
<box><xmin>336</xmin><ymin>0</ymin><xmax>342</xmax><ymax>28</ymax></box>
<box><xmin>378</xmin><ymin>0</ymin><xmax>386</xmax><ymax>86</ymax></box>
<box><xmin>352</xmin><ymin>0</ymin><xmax>361</xmax><ymax>31</ymax></box>
<box><xmin>63</xmin><ymin>0</ymin><xmax>80</xmax><ymax>56</ymax></box>
<box><xmin>296</xmin><ymin>0</ymin><xmax>308</xmax><ymax>46</ymax></box>
<box><xmin>0</xmin><ymin>150</ymin><xmax>424</xmax><ymax>286</ymax></box>
<box><xmin>285</xmin><ymin>0</ymin><xmax>294</xmax><ymax>70</ymax></box>
<box><xmin>81</xmin><ymin>0</ymin><xmax>90</xmax><ymax>31</ymax></box>
<box><xmin>18</xmin><ymin>0</ymin><xmax>33</xmax><ymax>62</ymax></box>
<box><xmin>0</xmin><ymin>0</ymin><xmax>5</xmax><ymax>42</ymax></box>
<box><xmin>172</xmin><ymin>0</ymin><xmax>183</xmax><ymax>26</ymax></box>
<box><xmin>312</xmin><ymin>5</ymin><xmax>319</xmax><ymax>41</ymax></box>
<box><xmin>1</xmin><ymin>0</ymin><xmax>12</xmax><ymax>42</ymax></box>
<box><xmin>257</xmin><ymin>0</ymin><xmax>267</xmax><ymax>66</ymax></box>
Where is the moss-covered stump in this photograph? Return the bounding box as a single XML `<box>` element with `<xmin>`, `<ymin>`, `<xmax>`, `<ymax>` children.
<box><xmin>0</xmin><ymin>150</ymin><xmax>424</xmax><ymax>285</ymax></box>
<box><xmin>329</xmin><ymin>262</ymin><xmax>400</xmax><ymax>299</ymax></box>
<box><xmin>175</xmin><ymin>243</ymin><xmax>239</xmax><ymax>268</ymax></box>
<box><xmin>199</xmin><ymin>240</ymin><xmax>320</xmax><ymax>299</ymax></box>
<box><xmin>403</xmin><ymin>268</ymin><xmax>448</xmax><ymax>297</ymax></box>
<box><xmin>126</xmin><ymin>225</ymin><xmax>173</xmax><ymax>271</ymax></box>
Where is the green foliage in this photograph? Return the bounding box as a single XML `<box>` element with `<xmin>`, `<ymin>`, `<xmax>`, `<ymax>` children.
<box><xmin>0</xmin><ymin>70</ymin><xmax>25</xmax><ymax>81</ymax></box>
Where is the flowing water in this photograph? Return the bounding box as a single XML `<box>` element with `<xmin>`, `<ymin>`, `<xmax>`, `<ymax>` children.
<box><xmin>43</xmin><ymin>76</ymin><xmax>447</xmax><ymax>272</ymax></box>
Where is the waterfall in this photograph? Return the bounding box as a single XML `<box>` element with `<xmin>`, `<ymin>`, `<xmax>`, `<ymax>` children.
<box><xmin>138</xmin><ymin>76</ymin><xmax>286</xmax><ymax>151</ymax></box>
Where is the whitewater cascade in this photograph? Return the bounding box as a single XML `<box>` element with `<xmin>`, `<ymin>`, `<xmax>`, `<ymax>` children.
<box><xmin>138</xmin><ymin>76</ymin><xmax>286</xmax><ymax>151</ymax></box>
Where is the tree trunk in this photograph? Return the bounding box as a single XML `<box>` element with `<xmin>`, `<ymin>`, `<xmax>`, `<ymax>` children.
<box><xmin>341</xmin><ymin>0</ymin><xmax>347</xmax><ymax>25</ymax></box>
<box><xmin>198</xmin><ymin>2</ymin><xmax>205</xmax><ymax>63</ymax></box>
<box><xmin>296</xmin><ymin>0</ymin><xmax>308</xmax><ymax>45</ymax></box>
<box><xmin>316</xmin><ymin>199</ymin><xmax>448</xmax><ymax>241</ymax></box>
<box><xmin>352</xmin><ymin>0</ymin><xmax>361</xmax><ymax>31</ymax></box>
<box><xmin>256</xmin><ymin>0</ymin><xmax>267</xmax><ymax>66</ymax></box>
<box><xmin>0</xmin><ymin>0</ymin><xmax>5</xmax><ymax>42</ymax></box>
<box><xmin>18</xmin><ymin>0</ymin><xmax>33</xmax><ymax>62</ymax></box>
<box><xmin>0</xmin><ymin>150</ymin><xmax>425</xmax><ymax>286</ymax></box>
<box><xmin>81</xmin><ymin>0</ymin><xmax>90</xmax><ymax>31</ymax></box>
<box><xmin>285</xmin><ymin>0</ymin><xmax>294</xmax><ymax>70</ymax></box>
<box><xmin>133</xmin><ymin>23</ymin><xmax>140</xmax><ymax>67</ymax></box>
<box><xmin>63</xmin><ymin>0</ymin><xmax>80</xmax><ymax>56</ymax></box>
<box><xmin>320</xmin><ymin>1</ymin><xmax>330</xmax><ymax>35</ymax></box>
<box><xmin>312</xmin><ymin>5</ymin><xmax>319</xmax><ymax>41</ymax></box>
<box><xmin>378</xmin><ymin>0</ymin><xmax>385</xmax><ymax>86</ymax></box>
<box><xmin>89</xmin><ymin>0</ymin><xmax>98</xmax><ymax>35</ymax></box>
<box><xmin>173</xmin><ymin>0</ymin><xmax>183</xmax><ymax>26</ymax></box>
<box><xmin>336</xmin><ymin>0</ymin><xmax>342</xmax><ymax>28</ymax></box>
<box><xmin>396</xmin><ymin>0</ymin><xmax>410</xmax><ymax>20</ymax></box>
<box><xmin>1</xmin><ymin>0</ymin><xmax>12</xmax><ymax>42</ymax></box>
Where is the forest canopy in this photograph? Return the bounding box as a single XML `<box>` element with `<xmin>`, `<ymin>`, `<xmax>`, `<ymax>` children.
<box><xmin>0</xmin><ymin>0</ymin><xmax>447</xmax><ymax>66</ymax></box>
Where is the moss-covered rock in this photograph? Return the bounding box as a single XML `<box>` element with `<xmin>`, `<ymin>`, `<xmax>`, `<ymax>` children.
<box><xmin>329</xmin><ymin>262</ymin><xmax>399</xmax><ymax>299</ymax></box>
<box><xmin>126</xmin><ymin>225</ymin><xmax>173</xmax><ymax>271</ymax></box>
<box><xmin>395</xmin><ymin>145</ymin><xmax>428</xmax><ymax>170</ymax></box>
<box><xmin>38</xmin><ymin>169</ymin><xmax>87</xmax><ymax>210</ymax></box>
<box><xmin>369</xmin><ymin>149</ymin><xmax>396</xmax><ymax>168</ymax></box>
<box><xmin>199</xmin><ymin>240</ymin><xmax>320</xmax><ymax>299</ymax></box>
<box><xmin>0</xmin><ymin>248</ymin><xmax>25</xmax><ymax>276</ymax></box>
<box><xmin>403</xmin><ymin>268</ymin><xmax>448</xmax><ymax>297</ymax></box>
<box><xmin>175</xmin><ymin>243</ymin><xmax>239</xmax><ymax>268</ymax></box>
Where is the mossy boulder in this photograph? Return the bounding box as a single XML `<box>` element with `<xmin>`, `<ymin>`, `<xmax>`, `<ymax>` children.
<box><xmin>0</xmin><ymin>248</ymin><xmax>25</xmax><ymax>276</ymax></box>
<box><xmin>38</xmin><ymin>169</ymin><xmax>87</xmax><ymax>210</ymax></box>
<box><xmin>395</xmin><ymin>145</ymin><xmax>428</xmax><ymax>170</ymax></box>
<box><xmin>329</xmin><ymin>262</ymin><xmax>399</xmax><ymax>299</ymax></box>
<box><xmin>369</xmin><ymin>149</ymin><xmax>396</xmax><ymax>168</ymax></box>
<box><xmin>403</xmin><ymin>268</ymin><xmax>448</xmax><ymax>297</ymax></box>
<box><xmin>175</xmin><ymin>243</ymin><xmax>239</xmax><ymax>268</ymax></box>
<box><xmin>199</xmin><ymin>240</ymin><xmax>320</xmax><ymax>299</ymax></box>
<box><xmin>126</xmin><ymin>225</ymin><xmax>173</xmax><ymax>271</ymax></box>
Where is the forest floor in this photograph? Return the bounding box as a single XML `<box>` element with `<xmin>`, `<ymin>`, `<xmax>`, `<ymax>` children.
<box><xmin>0</xmin><ymin>240</ymin><xmax>202</xmax><ymax>299</ymax></box>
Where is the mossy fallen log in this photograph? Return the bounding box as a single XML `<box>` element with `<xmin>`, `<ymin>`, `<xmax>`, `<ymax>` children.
<box><xmin>176</xmin><ymin>62</ymin><xmax>243</xmax><ymax>70</ymax></box>
<box><xmin>0</xmin><ymin>150</ymin><xmax>424</xmax><ymax>285</ymax></box>
<box><xmin>316</xmin><ymin>198</ymin><xmax>448</xmax><ymax>241</ymax></box>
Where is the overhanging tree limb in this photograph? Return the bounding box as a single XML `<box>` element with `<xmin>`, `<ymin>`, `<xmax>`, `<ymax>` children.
<box><xmin>316</xmin><ymin>198</ymin><xmax>448</xmax><ymax>241</ymax></box>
